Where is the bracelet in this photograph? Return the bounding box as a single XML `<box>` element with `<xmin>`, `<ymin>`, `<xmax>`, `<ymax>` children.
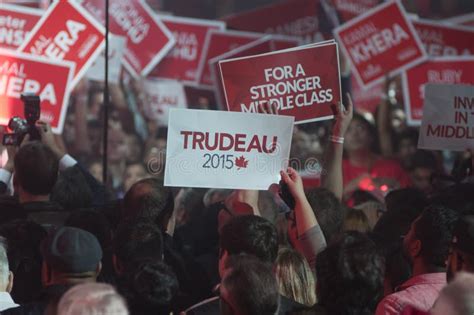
<box><xmin>330</xmin><ymin>135</ymin><xmax>344</xmax><ymax>144</ymax></box>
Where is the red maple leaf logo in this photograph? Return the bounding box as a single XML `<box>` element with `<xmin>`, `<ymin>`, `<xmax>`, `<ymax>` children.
<box><xmin>235</xmin><ymin>156</ymin><xmax>249</xmax><ymax>169</ymax></box>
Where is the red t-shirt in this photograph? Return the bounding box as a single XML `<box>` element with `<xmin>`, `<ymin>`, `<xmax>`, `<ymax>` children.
<box><xmin>343</xmin><ymin>158</ymin><xmax>411</xmax><ymax>189</ymax></box>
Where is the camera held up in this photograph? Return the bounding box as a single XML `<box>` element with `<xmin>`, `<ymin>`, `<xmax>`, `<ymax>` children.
<box><xmin>2</xmin><ymin>93</ymin><xmax>41</xmax><ymax>146</ymax></box>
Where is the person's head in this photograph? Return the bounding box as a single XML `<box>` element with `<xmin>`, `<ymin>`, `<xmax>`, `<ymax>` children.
<box><xmin>174</xmin><ymin>188</ymin><xmax>207</xmax><ymax>226</ymax></box>
<box><xmin>403</xmin><ymin>205</ymin><xmax>459</xmax><ymax>272</ymax></box>
<box><xmin>344</xmin><ymin>113</ymin><xmax>377</xmax><ymax>154</ymax></box>
<box><xmin>0</xmin><ymin>238</ymin><xmax>13</xmax><ymax>293</ymax></box>
<box><xmin>431</xmin><ymin>272</ymin><xmax>474</xmax><ymax>315</ymax></box>
<box><xmin>447</xmin><ymin>216</ymin><xmax>474</xmax><ymax>282</ymax></box>
<box><xmin>0</xmin><ymin>220</ymin><xmax>47</xmax><ymax>303</ymax></box>
<box><xmin>107</xmin><ymin>127</ymin><xmax>127</xmax><ymax>164</ymax></box>
<box><xmin>122</xmin><ymin>178</ymin><xmax>174</xmax><ymax>232</ymax></box>
<box><xmin>118</xmin><ymin>260</ymin><xmax>178</xmax><ymax>314</ymax></box>
<box><xmin>86</xmin><ymin>120</ymin><xmax>103</xmax><ymax>154</ymax></box>
<box><xmin>65</xmin><ymin>210</ymin><xmax>112</xmax><ymax>250</ymax></box>
<box><xmin>51</xmin><ymin>167</ymin><xmax>94</xmax><ymax>210</ymax></box>
<box><xmin>124</xmin><ymin>133</ymin><xmax>144</xmax><ymax>164</ymax></box>
<box><xmin>57</xmin><ymin>283</ymin><xmax>128</xmax><ymax>315</ymax></box>
<box><xmin>112</xmin><ymin>220</ymin><xmax>163</xmax><ymax>275</ymax></box>
<box><xmin>305</xmin><ymin>188</ymin><xmax>344</xmax><ymax>243</ymax></box>
<box><xmin>219</xmin><ymin>215</ymin><xmax>278</xmax><ymax>277</ymax></box>
<box><xmin>122</xmin><ymin>163</ymin><xmax>148</xmax><ymax>193</ymax></box>
<box><xmin>316</xmin><ymin>232</ymin><xmax>384</xmax><ymax>315</ymax></box>
<box><xmin>275</xmin><ymin>247</ymin><xmax>316</xmax><ymax>307</ymax></box>
<box><xmin>221</xmin><ymin>254</ymin><xmax>280</xmax><ymax>315</ymax></box>
<box><xmin>396</xmin><ymin>128</ymin><xmax>419</xmax><ymax>168</ymax></box>
<box><xmin>13</xmin><ymin>141</ymin><xmax>58</xmax><ymax>202</ymax></box>
<box><xmin>343</xmin><ymin>209</ymin><xmax>371</xmax><ymax>233</ymax></box>
<box><xmin>87</xmin><ymin>159</ymin><xmax>103</xmax><ymax>183</ymax></box>
<box><xmin>408</xmin><ymin>150</ymin><xmax>437</xmax><ymax>195</ymax></box>
<box><xmin>40</xmin><ymin>227</ymin><xmax>102</xmax><ymax>286</ymax></box>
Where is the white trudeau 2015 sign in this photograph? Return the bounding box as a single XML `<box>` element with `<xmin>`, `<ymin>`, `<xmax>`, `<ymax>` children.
<box><xmin>164</xmin><ymin>109</ymin><xmax>294</xmax><ymax>190</ymax></box>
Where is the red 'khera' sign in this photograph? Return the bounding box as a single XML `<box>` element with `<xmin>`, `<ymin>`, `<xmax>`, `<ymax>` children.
<box><xmin>412</xmin><ymin>19</ymin><xmax>474</xmax><ymax>56</ymax></box>
<box><xmin>148</xmin><ymin>16</ymin><xmax>225</xmax><ymax>84</ymax></box>
<box><xmin>402</xmin><ymin>56</ymin><xmax>474</xmax><ymax>126</ymax></box>
<box><xmin>196</xmin><ymin>29</ymin><xmax>263</xmax><ymax>87</ymax></box>
<box><xmin>0</xmin><ymin>4</ymin><xmax>42</xmax><ymax>50</ymax></box>
<box><xmin>0</xmin><ymin>48</ymin><xmax>74</xmax><ymax>133</ymax></box>
<box><xmin>78</xmin><ymin>0</ymin><xmax>175</xmax><ymax>77</ymax></box>
<box><xmin>222</xmin><ymin>0</ymin><xmax>329</xmax><ymax>44</ymax></box>
<box><xmin>331</xmin><ymin>0</ymin><xmax>380</xmax><ymax>23</ymax></box>
<box><xmin>18</xmin><ymin>1</ymin><xmax>105</xmax><ymax>88</ymax></box>
<box><xmin>219</xmin><ymin>40</ymin><xmax>341</xmax><ymax>124</ymax></box>
<box><xmin>334</xmin><ymin>0</ymin><xmax>427</xmax><ymax>88</ymax></box>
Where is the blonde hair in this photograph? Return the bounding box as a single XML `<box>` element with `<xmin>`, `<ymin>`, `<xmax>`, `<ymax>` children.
<box><xmin>57</xmin><ymin>283</ymin><xmax>128</xmax><ymax>315</ymax></box>
<box><xmin>275</xmin><ymin>247</ymin><xmax>316</xmax><ymax>307</ymax></box>
<box><xmin>343</xmin><ymin>209</ymin><xmax>371</xmax><ymax>233</ymax></box>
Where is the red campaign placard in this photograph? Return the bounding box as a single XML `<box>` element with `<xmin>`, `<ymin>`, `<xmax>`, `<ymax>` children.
<box><xmin>331</xmin><ymin>0</ymin><xmax>380</xmax><ymax>23</ymax></box>
<box><xmin>195</xmin><ymin>29</ymin><xmax>263</xmax><ymax>87</ymax></box>
<box><xmin>268</xmin><ymin>35</ymin><xmax>301</xmax><ymax>51</ymax></box>
<box><xmin>148</xmin><ymin>16</ymin><xmax>225</xmax><ymax>84</ymax></box>
<box><xmin>210</xmin><ymin>37</ymin><xmax>277</xmax><ymax>110</ymax></box>
<box><xmin>351</xmin><ymin>76</ymin><xmax>384</xmax><ymax>114</ymax></box>
<box><xmin>78</xmin><ymin>0</ymin><xmax>175</xmax><ymax>77</ymax></box>
<box><xmin>402</xmin><ymin>57</ymin><xmax>474</xmax><ymax>126</ymax></box>
<box><xmin>334</xmin><ymin>0</ymin><xmax>427</xmax><ymax>89</ymax></box>
<box><xmin>219</xmin><ymin>41</ymin><xmax>341</xmax><ymax>124</ymax></box>
<box><xmin>222</xmin><ymin>0</ymin><xmax>328</xmax><ymax>44</ymax></box>
<box><xmin>18</xmin><ymin>1</ymin><xmax>105</xmax><ymax>88</ymax></box>
<box><xmin>0</xmin><ymin>49</ymin><xmax>74</xmax><ymax>133</ymax></box>
<box><xmin>412</xmin><ymin>19</ymin><xmax>474</xmax><ymax>56</ymax></box>
<box><xmin>0</xmin><ymin>4</ymin><xmax>42</xmax><ymax>50</ymax></box>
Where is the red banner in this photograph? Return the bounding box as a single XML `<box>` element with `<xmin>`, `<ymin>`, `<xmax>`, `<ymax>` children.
<box><xmin>334</xmin><ymin>0</ymin><xmax>427</xmax><ymax>88</ymax></box>
<box><xmin>196</xmin><ymin>29</ymin><xmax>262</xmax><ymax>87</ymax></box>
<box><xmin>148</xmin><ymin>16</ymin><xmax>225</xmax><ymax>84</ymax></box>
<box><xmin>219</xmin><ymin>40</ymin><xmax>341</xmax><ymax>124</ymax></box>
<box><xmin>402</xmin><ymin>57</ymin><xmax>474</xmax><ymax>125</ymax></box>
<box><xmin>222</xmin><ymin>0</ymin><xmax>328</xmax><ymax>44</ymax></box>
<box><xmin>0</xmin><ymin>4</ymin><xmax>42</xmax><ymax>50</ymax></box>
<box><xmin>79</xmin><ymin>0</ymin><xmax>175</xmax><ymax>77</ymax></box>
<box><xmin>412</xmin><ymin>19</ymin><xmax>474</xmax><ymax>56</ymax></box>
<box><xmin>332</xmin><ymin>0</ymin><xmax>380</xmax><ymax>23</ymax></box>
<box><xmin>19</xmin><ymin>1</ymin><xmax>105</xmax><ymax>88</ymax></box>
<box><xmin>0</xmin><ymin>49</ymin><xmax>74</xmax><ymax>133</ymax></box>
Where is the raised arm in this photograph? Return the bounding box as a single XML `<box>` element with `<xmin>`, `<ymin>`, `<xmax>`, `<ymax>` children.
<box><xmin>320</xmin><ymin>93</ymin><xmax>353</xmax><ymax>200</ymax></box>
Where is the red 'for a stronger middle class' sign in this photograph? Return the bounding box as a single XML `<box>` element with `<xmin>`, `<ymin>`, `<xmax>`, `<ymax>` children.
<box><xmin>219</xmin><ymin>40</ymin><xmax>341</xmax><ymax>124</ymax></box>
<box><xmin>334</xmin><ymin>0</ymin><xmax>427</xmax><ymax>88</ymax></box>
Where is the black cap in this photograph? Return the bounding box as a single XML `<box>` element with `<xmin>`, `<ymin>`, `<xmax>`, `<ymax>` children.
<box><xmin>41</xmin><ymin>227</ymin><xmax>102</xmax><ymax>273</ymax></box>
<box><xmin>452</xmin><ymin>216</ymin><xmax>474</xmax><ymax>255</ymax></box>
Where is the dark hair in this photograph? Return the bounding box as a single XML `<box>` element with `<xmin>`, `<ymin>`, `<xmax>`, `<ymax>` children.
<box><xmin>51</xmin><ymin>167</ymin><xmax>93</xmax><ymax>209</ymax></box>
<box><xmin>351</xmin><ymin>113</ymin><xmax>379</xmax><ymax>153</ymax></box>
<box><xmin>316</xmin><ymin>231</ymin><xmax>385</xmax><ymax>315</ymax></box>
<box><xmin>65</xmin><ymin>210</ymin><xmax>112</xmax><ymax>249</ymax></box>
<box><xmin>220</xmin><ymin>215</ymin><xmax>278</xmax><ymax>264</ymax></box>
<box><xmin>119</xmin><ymin>260</ymin><xmax>178</xmax><ymax>314</ymax></box>
<box><xmin>222</xmin><ymin>254</ymin><xmax>280</xmax><ymax>315</ymax></box>
<box><xmin>305</xmin><ymin>188</ymin><xmax>344</xmax><ymax>243</ymax></box>
<box><xmin>122</xmin><ymin>178</ymin><xmax>174</xmax><ymax>230</ymax></box>
<box><xmin>408</xmin><ymin>150</ymin><xmax>438</xmax><ymax>172</ymax></box>
<box><xmin>113</xmin><ymin>219</ymin><xmax>164</xmax><ymax>268</ymax></box>
<box><xmin>14</xmin><ymin>142</ymin><xmax>58</xmax><ymax>195</ymax></box>
<box><xmin>0</xmin><ymin>220</ymin><xmax>47</xmax><ymax>304</ymax></box>
<box><xmin>414</xmin><ymin>205</ymin><xmax>459</xmax><ymax>268</ymax></box>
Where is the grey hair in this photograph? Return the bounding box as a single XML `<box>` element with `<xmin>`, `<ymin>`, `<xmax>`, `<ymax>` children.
<box><xmin>57</xmin><ymin>283</ymin><xmax>129</xmax><ymax>315</ymax></box>
<box><xmin>432</xmin><ymin>272</ymin><xmax>474</xmax><ymax>315</ymax></box>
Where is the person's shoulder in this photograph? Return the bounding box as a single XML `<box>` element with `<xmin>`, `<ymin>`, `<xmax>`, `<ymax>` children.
<box><xmin>375</xmin><ymin>292</ymin><xmax>406</xmax><ymax>315</ymax></box>
<box><xmin>182</xmin><ymin>296</ymin><xmax>220</xmax><ymax>315</ymax></box>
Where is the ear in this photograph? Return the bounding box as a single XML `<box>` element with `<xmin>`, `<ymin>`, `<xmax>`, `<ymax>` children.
<box><xmin>410</xmin><ymin>239</ymin><xmax>422</xmax><ymax>257</ymax></box>
<box><xmin>6</xmin><ymin>271</ymin><xmax>13</xmax><ymax>293</ymax></box>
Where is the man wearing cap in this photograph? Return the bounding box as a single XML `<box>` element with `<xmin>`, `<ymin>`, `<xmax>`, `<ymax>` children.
<box><xmin>3</xmin><ymin>226</ymin><xmax>102</xmax><ymax>315</ymax></box>
<box><xmin>447</xmin><ymin>215</ymin><xmax>474</xmax><ymax>282</ymax></box>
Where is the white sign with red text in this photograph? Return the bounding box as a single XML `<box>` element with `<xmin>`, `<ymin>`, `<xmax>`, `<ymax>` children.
<box><xmin>0</xmin><ymin>4</ymin><xmax>42</xmax><ymax>50</ymax></box>
<box><xmin>18</xmin><ymin>0</ymin><xmax>105</xmax><ymax>88</ymax></box>
<box><xmin>143</xmin><ymin>79</ymin><xmax>188</xmax><ymax>126</ymax></box>
<box><xmin>0</xmin><ymin>48</ymin><xmax>75</xmax><ymax>134</ymax></box>
<box><xmin>418</xmin><ymin>84</ymin><xmax>474</xmax><ymax>151</ymax></box>
<box><xmin>164</xmin><ymin>109</ymin><xmax>294</xmax><ymax>190</ymax></box>
<box><xmin>87</xmin><ymin>35</ymin><xmax>126</xmax><ymax>84</ymax></box>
